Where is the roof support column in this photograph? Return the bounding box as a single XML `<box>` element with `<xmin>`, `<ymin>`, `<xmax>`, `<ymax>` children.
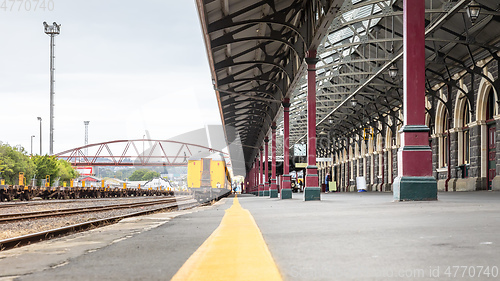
<box><xmin>250</xmin><ymin>162</ymin><xmax>255</xmax><ymax>194</ymax></box>
<box><xmin>281</xmin><ymin>99</ymin><xmax>292</xmax><ymax>199</ymax></box>
<box><xmin>254</xmin><ymin>161</ymin><xmax>258</xmax><ymax>195</ymax></box>
<box><xmin>304</xmin><ymin>50</ymin><xmax>321</xmax><ymax>201</ymax></box>
<box><xmin>270</xmin><ymin>123</ymin><xmax>278</xmax><ymax>198</ymax></box>
<box><xmin>259</xmin><ymin>147</ymin><xmax>264</xmax><ymax>196</ymax></box>
<box><xmin>264</xmin><ymin>138</ymin><xmax>270</xmax><ymax>196</ymax></box>
<box><xmin>393</xmin><ymin>0</ymin><xmax>437</xmax><ymax>201</ymax></box>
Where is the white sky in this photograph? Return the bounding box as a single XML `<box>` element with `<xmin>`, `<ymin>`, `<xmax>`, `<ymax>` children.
<box><xmin>0</xmin><ymin>0</ymin><xmax>222</xmax><ymax>155</ymax></box>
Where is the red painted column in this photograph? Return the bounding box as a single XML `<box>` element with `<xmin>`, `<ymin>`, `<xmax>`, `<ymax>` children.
<box><xmin>304</xmin><ymin>50</ymin><xmax>321</xmax><ymax>201</ymax></box>
<box><xmin>393</xmin><ymin>0</ymin><xmax>437</xmax><ymax>201</ymax></box>
<box><xmin>254</xmin><ymin>161</ymin><xmax>257</xmax><ymax>194</ymax></box>
<box><xmin>264</xmin><ymin>137</ymin><xmax>270</xmax><ymax>196</ymax></box>
<box><xmin>250</xmin><ymin>163</ymin><xmax>255</xmax><ymax>194</ymax></box>
<box><xmin>270</xmin><ymin>123</ymin><xmax>278</xmax><ymax>198</ymax></box>
<box><xmin>259</xmin><ymin>147</ymin><xmax>264</xmax><ymax>196</ymax></box>
<box><xmin>281</xmin><ymin>99</ymin><xmax>292</xmax><ymax>199</ymax></box>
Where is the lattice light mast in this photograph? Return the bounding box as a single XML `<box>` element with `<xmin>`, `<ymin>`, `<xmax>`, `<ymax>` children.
<box><xmin>84</xmin><ymin>121</ymin><xmax>90</xmax><ymax>155</ymax></box>
<box><xmin>43</xmin><ymin>21</ymin><xmax>61</xmax><ymax>155</ymax></box>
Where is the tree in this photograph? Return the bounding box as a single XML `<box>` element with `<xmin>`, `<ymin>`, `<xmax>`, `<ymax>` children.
<box><xmin>0</xmin><ymin>144</ymin><xmax>36</xmax><ymax>185</ymax></box>
<box><xmin>57</xmin><ymin>159</ymin><xmax>79</xmax><ymax>182</ymax></box>
<box><xmin>33</xmin><ymin>155</ymin><xmax>60</xmax><ymax>186</ymax></box>
<box><xmin>114</xmin><ymin>170</ymin><xmax>124</xmax><ymax>180</ymax></box>
<box><xmin>142</xmin><ymin>170</ymin><xmax>160</xmax><ymax>181</ymax></box>
<box><xmin>129</xmin><ymin>169</ymin><xmax>149</xmax><ymax>181</ymax></box>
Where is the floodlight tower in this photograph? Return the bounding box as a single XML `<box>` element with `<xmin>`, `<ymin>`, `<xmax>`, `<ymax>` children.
<box><xmin>43</xmin><ymin>21</ymin><xmax>61</xmax><ymax>155</ymax></box>
<box><xmin>84</xmin><ymin>121</ymin><xmax>90</xmax><ymax>155</ymax></box>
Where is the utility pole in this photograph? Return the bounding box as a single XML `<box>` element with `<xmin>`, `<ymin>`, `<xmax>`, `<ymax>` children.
<box><xmin>84</xmin><ymin>121</ymin><xmax>90</xmax><ymax>155</ymax></box>
<box><xmin>37</xmin><ymin>117</ymin><xmax>42</xmax><ymax>155</ymax></box>
<box><xmin>43</xmin><ymin>21</ymin><xmax>61</xmax><ymax>155</ymax></box>
<box><xmin>31</xmin><ymin>135</ymin><xmax>35</xmax><ymax>156</ymax></box>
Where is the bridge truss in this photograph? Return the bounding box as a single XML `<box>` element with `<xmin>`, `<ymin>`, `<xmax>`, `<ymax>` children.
<box><xmin>55</xmin><ymin>139</ymin><xmax>228</xmax><ymax>167</ymax></box>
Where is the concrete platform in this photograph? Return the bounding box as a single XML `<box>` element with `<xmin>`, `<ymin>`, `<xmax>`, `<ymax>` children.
<box><xmin>1</xmin><ymin>192</ymin><xmax>500</xmax><ymax>280</ymax></box>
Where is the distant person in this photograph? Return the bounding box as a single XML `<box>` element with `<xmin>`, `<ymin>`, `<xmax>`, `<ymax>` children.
<box><xmin>325</xmin><ymin>173</ymin><xmax>330</xmax><ymax>193</ymax></box>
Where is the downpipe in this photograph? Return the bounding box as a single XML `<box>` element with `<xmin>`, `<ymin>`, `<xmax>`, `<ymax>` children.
<box><xmin>445</xmin><ymin>117</ymin><xmax>452</xmax><ymax>192</ymax></box>
<box><xmin>381</xmin><ymin>150</ymin><xmax>385</xmax><ymax>192</ymax></box>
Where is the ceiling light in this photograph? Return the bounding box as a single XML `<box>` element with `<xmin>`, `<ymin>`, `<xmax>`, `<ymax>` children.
<box><xmin>388</xmin><ymin>64</ymin><xmax>398</xmax><ymax>79</ymax></box>
<box><xmin>466</xmin><ymin>0</ymin><xmax>481</xmax><ymax>23</ymax></box>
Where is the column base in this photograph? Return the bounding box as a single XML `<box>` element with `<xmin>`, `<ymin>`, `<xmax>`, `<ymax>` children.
<box><xmin>281</xmin><ymin>189</ymin><xmax>292</xmax><ymax>199</ymax></box>
<box><xmin>263</xmin><ymin>190</ymin><xmax>270</xmax><ymax>196</ymax></box>
<box><xmin>393</xmin><ymin>176</ymin><xmax>437</xmax><ymax>201</ymax></box>
<box><xmin>270</xmin><ymin>189</ymin><xmax>278</xmax><ymax>198</ymax></box>
<box><xmin>491</xmin><ymin>176</ymin><xmax>500</xmax><ymax>191</ymax></box>
<box><xmin>304</xmin><ymin>187</ymin><xmax>321</xmax><ymax>201</ymax></box>
<box><xmin>258</xmin><ymin>191</ymin><xmax>263</xmax><ymax>197</ymax></box>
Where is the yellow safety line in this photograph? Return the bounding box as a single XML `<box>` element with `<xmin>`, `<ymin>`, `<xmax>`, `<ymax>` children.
<box><xmin>171</xmin><ymin>195</ymin><xmax>282</xmax><ymax>281</ymax></box>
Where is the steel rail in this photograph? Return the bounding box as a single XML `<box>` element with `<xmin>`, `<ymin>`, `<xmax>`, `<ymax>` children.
<box><xmin>0</xmin><ymin>197</ymin><xmax>189</xmax><ymax>223</ymax></box>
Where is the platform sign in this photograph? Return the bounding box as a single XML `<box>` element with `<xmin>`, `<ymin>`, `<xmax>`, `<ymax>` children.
<box><xmin>76</xmin><ymin>166</ymin><xmax>93</xmax><ymax>176</ymax></box>
<box><xmin>295</xmin><ymin>163</ymin><xmax>308</xmax><ymax>168</ymax></box>
<box><xmin>363</xmin><ymin>128</ymin><xmax>374</xmax><ymax>140</ymax></box>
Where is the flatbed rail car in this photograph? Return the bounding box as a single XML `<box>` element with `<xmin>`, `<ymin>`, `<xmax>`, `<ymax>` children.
<box><xmin>187</xmin><ymin>154</ymin><xmax>232</xmax><ymax>202</ymax></box>
<box><xmin>0</xmin><ymin>185</ymin><xmax>174</xmax><ymax>202</ymax></box>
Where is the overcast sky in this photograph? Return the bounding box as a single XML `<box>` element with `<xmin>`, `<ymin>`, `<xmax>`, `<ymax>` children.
<box><xmin>0</xmin><ymin>0</ymin><xmax>222</xmax><ymax>155</ymax></box>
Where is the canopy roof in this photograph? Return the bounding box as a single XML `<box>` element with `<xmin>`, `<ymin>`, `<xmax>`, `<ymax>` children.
<box><xmin>197</xmin><ymin>0</ymin><xmax>500</xmax><ymax>172</ymax></box>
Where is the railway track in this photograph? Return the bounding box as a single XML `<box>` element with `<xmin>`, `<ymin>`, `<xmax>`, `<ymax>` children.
<box><xmin>0</xmin><ymin>198</ymin><xmax>112</xmax><ymax>209</ymax></box>
<box><xmin>0</xmin><ymin>196</ymin><xmax>199</xmax><ymax>251</ymax></box>
<box><xmin>0</xmin><ymin>196</ymin><xmax>191</xmax><ymax>223</ymax></box>
<box><xmin>0</xmin><ymin>196</ymin><xmax>172</xmax><ymax>209</ymax></box>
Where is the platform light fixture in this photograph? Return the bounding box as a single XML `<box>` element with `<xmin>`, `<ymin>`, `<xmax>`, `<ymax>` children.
<box><xmin>466</xmin><ymin>0</ymin><xmax>481</xmax><ymax>23</ymax></box>
<box><xmin>388</xmin><ymin>64</ymin><xmax>398</xmax><ymax>79</ymax></box>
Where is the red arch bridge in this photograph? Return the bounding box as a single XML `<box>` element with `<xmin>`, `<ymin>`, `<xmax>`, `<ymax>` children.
<box><xmin>54</xmin><ymin>139</ymin><xmax>228</xmax><ymax>167</ymax></box>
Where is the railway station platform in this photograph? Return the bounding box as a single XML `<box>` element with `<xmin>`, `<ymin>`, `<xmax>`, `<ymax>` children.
<box><xmin>1</xmin><ymin>192</ymin><xmax>500</xmax><ymax>281</ymax></box>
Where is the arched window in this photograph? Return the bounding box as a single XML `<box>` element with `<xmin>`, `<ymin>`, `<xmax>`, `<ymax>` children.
<box><xmin>462</xmin><ymin>101</ymin><xmax>470</xmax><ymax>165</ymax></box>
<box><xmin>487</xmin><ymin>88</ymin><xmax>496</xmax><ymax>121</ymax></box>
<box><xmin>442</xmin><ymin>111</ymin><xmax>449</xmax><ymax>167</ymax></box>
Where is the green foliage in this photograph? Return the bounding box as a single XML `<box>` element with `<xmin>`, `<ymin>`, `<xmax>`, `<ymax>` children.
<box><xmin>57</xmin><ymin>159</ymin><xmax>79</xmax><ymax>182</ymax></box>
<box><xmin>129</xmin><ymin>169</ymin><xmax>160</xmax><ymax>181</ymax></box>
<box><xmin>32</xmin><ymin>155</ymin><xmax>60</xmax><ymax>186</ymax></box>
<box><xmin>0</xmin><ymin>144</ymin><xmax>36</xmax><ymax>185</ymax></box>
<box><xmin>142</xmin><ymin>170</ymin><xmax>160</xmax><ymax>181</ymax></box>
<box><xmin>129</xmin><ymin>169</ymin><xmax>149</xmax><ymax>181</ymax></box>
